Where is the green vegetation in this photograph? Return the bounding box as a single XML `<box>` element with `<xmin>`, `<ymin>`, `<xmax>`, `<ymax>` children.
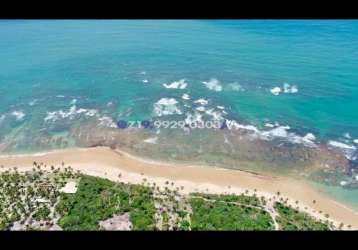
<box><xmin>0</xmin><ymin>164</ymin><xmax>339</xmax><ymax>231</ymax></box>
<box><xmin>56</xmin><ymin>175</ymin><xmax>156</xmax><ymax>230</ymax></box>
<box><xmin>274</xmin><ymin>202</ymin><xmax>332</xmax><ymax>230</ymax></box>
<box><xmin>0</xmin><ymin>164</ymin><xmax>79</xmax><ymax>230</ymax></box>
<box><xmin>189</xmin><ymin>194</ymin><xmax>274</xmax><ymax>230</ymax></box>
<box><xmin>190</xmin><ymin>193</ymin><xmax>261</xmax><ymax>206</ymax></box>
<box><xmin>33</xmin><ymin>205</ymin><xmax>51</xmax><ymax>221</ymax></box>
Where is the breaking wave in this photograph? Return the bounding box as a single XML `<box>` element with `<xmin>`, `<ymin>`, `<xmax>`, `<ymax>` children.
<box><xmin>44</xmin><ymin>105</ymin><xmax>98</xmax><ymax>122</ymax></box>
<box><xmin>163</xmin><ymin>79</ymin><xmax>188</xmax><ymax>89</ymax></box>
<box><xmin>202</xmin><ymin>78</ymin><xmax>223</xmax><ymax>92</ymax></box>
<box><xmin>12</xmin><ymin>111</ymin><xmax>25</xmax><ymax>121</ymax></box>
<box><xmin>153</xmin><ymin>98</ymin><xmax>182</xmax><ymax>117</ymax></box>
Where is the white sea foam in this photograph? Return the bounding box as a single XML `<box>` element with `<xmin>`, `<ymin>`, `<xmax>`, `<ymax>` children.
<box><xmin>227</xmin><ymin>82</ymin><xmax>244</xmax><ymax>92</ymax></box>
<box><xmin>143</xmin><ymin>137</ymin><xmax>158</xmax><ymax>144</ymax></box>
<box><xmin>106</xmin><ymin>102</ymin><xmax>113</xmax><ymax>107</ymax></box>
<box><xmin>184</xmin><ymin>112</ymin><xmax>203</xmax><ymax>125</ymax></box>
<box><xmin>142</xmin><ymin>79</ymin><xmax>149</xmax><ymax>83</ymax></box>
<box><xmin>327</xmin><ymin>140</ymin><xmax>357</xmax><ymax>160</ymax></box>
<box><xmin>182</xmin><ymin>94</ymin><xmax>190</xmax><ymax>100</ymax></box>
<box><xmin>270</xmin><ymin>87</ymin><xmax>282</xmax><ymax>95</ymax></box>
<box><xmin>354</xmin><ymin>139</ymin><xmax>358</xmax><ymax>144</ymax></box>
<box><xmin>283</xmin><ymin>83</ymin><xmax>298</xmax><ymax>94</ymax></box>
<box><xmin>202</xmin><ymin>78</ymin><xmax>223</xmax><ymax>92</ymax></box>
<box><xmin>76</xmin><ymin>108</ymin><xmax>88</xmax><ymax>114</ymax></box>
<box><xmin>225</xmin><ymin>121</ymin><xmax>316</xmax><ymax>147</ymax></box>
<box><xmin>70</xmin><ymin>99</ymin><xmax>77</xmax><ymax>105</ymax></box>
<box><xmin>217</xmin><ymin>106</ymin><xmax>225</xmax><ymax>110</ymax></box>
<box><xmin>196</xmin><ymin>106</ymin><xmax>206</xmax><ymax>112</ymax></box>
<box><xmin>140</xmin><ymin>71</ymin><xmax>146</xmax><ymax>75</ymax></box>
<box><xmin>261</xmin><ymin>127</ymin><xmax>316</xmax><ymax>147</ymax></box>
<box><xmin>271</xmin><ymin>84</ymin><xmax>298</xmax><ymax>96</ymax></box>
<box><xmin>45</xmin><ymin>111</ymin><xmax>64</xmax><ymax>122</ymax></box>
<box><xmin>344</xmin><ymin>133</ymin><xmax>351</xmax><ymax>139</ymax></box>
<box><xmin>328</xmin><ymin>140</ymin><xmax>356</xmax><ymax>150</ymax></box>
<box><xmin>226</xmin><ymin>120</ymin><xmax>260</xmax><ymax>133</ymax></box>
<box><xmin>261</xmin><ymin>126</ymin><xmax>291</xmax><ymax>138</ymax></box>
<box><xmin>163</xmin><ymin>79</ymin><xmax>187</xmax><ymax>89</ymax></box>
<box><xmin>45</xmin><ymin>106</ymin><xmax>76</xmax><ymax>122</ymax></box>
<box><xmin>155</xmin><ymin>98</ymin><xmax>178</xmax><ymax>106</ymax></box>
<box><xmin>98</xmin><ymin>116</ymin><xmax>117</xmax><ymax>128</ymax></box>
<box><xmin>153</xmin><ymin>98</ymin><xmax>182</xmax><ymax>117</ymax></box>
<box><xmin>302</xmin><ymin>133</ymin><xmax>316</xmax><ymax>141</ymax></box>
<box><xmin>85</xmin><ymin>109</ymin><xmax>98</xmax><ymax>117</ymax></box>
<box><xmin>205</xmin><ymin>109</ymin><xmax>224</xmax><ymax>122</ymax></box>
<box><xmin>44</xmin><ymin>106</ymin><xmax>98</xmax><ymax>122</ymax></box>
<box><xmin>194</xmin><ymin>98</ymin><xmax>208</xmax><ymax>105</ymax></box>
<box><xmin>264</xmin><ymin>123</ymin><xmax>275</xmax><ymax>128</ymax></box>
<box><xmin>56</xmin><ymin>95</ymin><xmax>65</xmax><ymax>98</ymax></box>
<box><xmin>12</xmin><ymin>111</ymin><xmax>25</xmax><ymax>121</ymax></box>
<box><xmin>290</xmin><ymin>133</ymin><xmax>316</xmax><ymax>147</ymax></box>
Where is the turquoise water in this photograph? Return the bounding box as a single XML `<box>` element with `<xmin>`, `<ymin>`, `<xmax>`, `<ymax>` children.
<box><xmin>308</xmin><ymin>181</ymin><xmax>358</xmax><ymax>209</ymax></box>
<box><xmin>1</xmin><ymin>20</ymin><xmax>358</xmax><ymax>140</ymax></box>
<box><xmin>1</xmin><ymin>20</ymin><xmax>358</xmax><ymax>207</ymax></box>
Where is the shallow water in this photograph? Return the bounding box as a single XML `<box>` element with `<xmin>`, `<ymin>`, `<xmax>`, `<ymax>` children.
<box><xmin>308</xmin><ymin>181</ymin><xmax>358</xmax><ymax>209</ymax></box>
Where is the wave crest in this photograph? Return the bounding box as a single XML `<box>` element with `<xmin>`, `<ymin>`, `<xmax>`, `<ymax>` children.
<box><xmin>202</xmin><ymin>78</ymin><xmax>223</xmax><ymax>92</ymax></box>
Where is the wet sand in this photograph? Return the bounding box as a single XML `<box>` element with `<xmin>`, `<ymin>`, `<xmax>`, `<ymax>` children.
<box><xmin>0</xmin><ymin>146</ymin><xmax>357</xmax><ymax>229</ymax></box>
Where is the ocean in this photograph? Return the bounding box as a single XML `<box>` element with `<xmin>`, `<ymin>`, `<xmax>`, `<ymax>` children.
<box><xmin>1</xmin><ymin>20</ymin><xmax>358</xmax><ymax>208</ymax></box>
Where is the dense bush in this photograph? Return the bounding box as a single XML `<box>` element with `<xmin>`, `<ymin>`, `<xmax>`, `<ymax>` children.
<box><xmin>274</xmin><ymin>202</ymin><xmax>331</xmax><ymax>230</ymax></box>
<box><xmin>56</xmin><ymin>175</ymin><xmax>156</xmax><ymax>230</ymax></box>
<box><xmin>190</xmin><ymin>197</ymin><xmax>274</xmax><ymax>230</ymax></box>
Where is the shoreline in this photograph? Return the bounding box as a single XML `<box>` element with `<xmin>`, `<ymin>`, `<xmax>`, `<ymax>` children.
<box><xmin>1</xmin><ymin>146</ymin><xmax>358</xmax><ymax>229</ymax></box>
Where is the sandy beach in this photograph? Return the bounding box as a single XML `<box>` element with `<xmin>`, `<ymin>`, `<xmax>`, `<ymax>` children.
<box><xmin>1</xmin><ymin>146</ymin><xmax>357</xmax><ymax>230</ymax></box>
